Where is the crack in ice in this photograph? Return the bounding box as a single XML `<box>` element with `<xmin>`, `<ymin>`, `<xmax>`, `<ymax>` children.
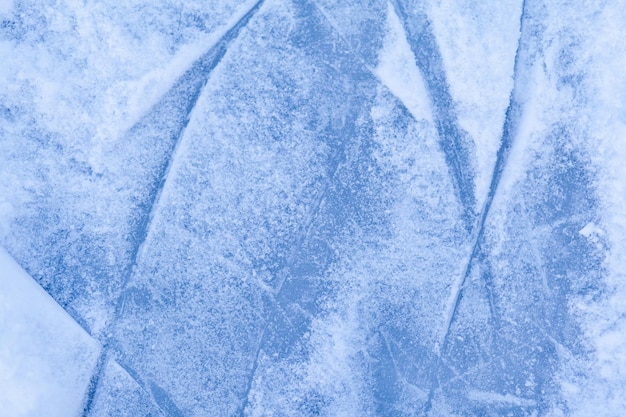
<box><xmin>437</xmin><ymin>0</ymin><xmax>530</xmax><ymax>357</ymax></box>
<box><xmin>422</xmin><ymin>0</ymin><xmax>531</xmax><ymax>413</ymax></box>
<box><xmin>312</xmin><ymin>0</ymin><xmax>436</xmax><ymax>140</ymax></box>
<box><xmin>116</xmin><ymin>0</ymin><xmax>267</xmax><ymax>310</ymax></box>
<box><xmin>390</xmin><ymin>0</ymin><xmax>477</xmax><ymax>231</ymax></box>
<box><xmin>79</xmin><ymin>2</ymin><xmax>266</xmax><ymax>414</ymax></box>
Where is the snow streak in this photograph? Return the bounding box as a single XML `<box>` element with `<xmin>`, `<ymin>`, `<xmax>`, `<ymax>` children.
<box><xmin>391</xmin><ymin>0</ymin><xmax>477</xmax><ymax>231</ymax></box>
<box><xmin>438</xmin><ymin>0</ymin><xmax>529</xmax><ymax>357</ymax></box>
<box><xmin>81</xmin><ymin>1</ymin><xmax>266</xmax><ymax>414</ymax></box>
<box><xmin>423</xmin><ymin>0</ymin><xmax>530</xmax><ymax>413</ymax></box>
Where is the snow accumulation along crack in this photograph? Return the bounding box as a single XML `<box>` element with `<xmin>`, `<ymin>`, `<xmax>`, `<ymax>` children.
<box><xmin>81</xmin><ymin>1</ymin><xmax>267</xmax><ymax>415</ymax></box>
<box><xmin>423</xmin><ymin>0</ymin><xmax>529</xmax><ymax>412</ymax></box>
<box><xmin>1</xmin><ymin>0</ymin><xmax>623</xmax><ymax>415</ymax></box>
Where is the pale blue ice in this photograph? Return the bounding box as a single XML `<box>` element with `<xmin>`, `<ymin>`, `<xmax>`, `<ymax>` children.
<box><xmin>1</xmin><ymin>0</ymin><xmax>625</xmax><ymax>416</ymax></box>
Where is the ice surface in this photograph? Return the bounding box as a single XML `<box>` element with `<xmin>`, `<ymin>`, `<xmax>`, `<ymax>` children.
<box><xmin>374</xmin><ymin>2</ymin><xmax>433</xmax><ymax>125</ymax></box>
<box><xmin>0</xmin><ymin>0</ymin><xmax>257</xmax><ymax>335</ymax></box>
<box><xmin>1</xmin><ymin>0</ymin><xmax>626</xmax><ymax>415</ymax></box>
<box><xmin>110</xmin><ymin>1</ymin><xmax>466</xmax><ymax>414</ymax></box>
<box><xmin>426</xmin><ymin>0</ymin><xmax>522</xmax><ymax>209</ymax></box>
<box><xmin>86</xmin><ymin>359</ymin><xmax>165</xmax><ymax>417</ymax></box>
<box><xmin>0</xmin><ymin>247</ymin><xmax>99</xmax><ymax>417</ymax></box>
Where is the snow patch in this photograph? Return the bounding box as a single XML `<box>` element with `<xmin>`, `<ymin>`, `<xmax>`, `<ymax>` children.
<box><xmin>97</xmin><ymin>0</ymin><xmax>262</xmax><ymax>143</ymax></box>
<box><xmin>374</xmin><ymin>1</ymin><xmax>433</xmax><ymax>123</ymax></box>
<box><xmin>0</xmin><ymin>246</ymin><xmax>100</xmax><ymax>417</ymax></box>
<box><xmin>427</xmin><ymin>0</ymin><xmax>522</xmax><ymax>210</ymax></box>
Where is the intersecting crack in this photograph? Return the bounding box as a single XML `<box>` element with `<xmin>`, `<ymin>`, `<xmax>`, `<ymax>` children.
<box><xmin>79</xmin><ymin>2</ymin><xmax>267</xmax><ymax>415</ymax></box>
<box><xmin>436</xmin><ymin>0</ymin><xmax>530</xmax><ymax>357</ymax></box>
<box><xmin>422</xmin><ymin>0</ymin><xmax>531</xmax><ymax>413</ymax></box>
<box><xmin>390</xmin><ymin>0</ymin><xmax>478</xmax><ymax>231</ymax></box>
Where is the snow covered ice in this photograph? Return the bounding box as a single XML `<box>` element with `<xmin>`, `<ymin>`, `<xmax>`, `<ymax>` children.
<box><xmin>0</xmin><ymin>247</ymin><xmax>99</xmax><ymax>417</ymax></box>
<box><xmin>1</xmin><ymin>0</ymin><xmax>626</xmax><ymax>416</ymax></box>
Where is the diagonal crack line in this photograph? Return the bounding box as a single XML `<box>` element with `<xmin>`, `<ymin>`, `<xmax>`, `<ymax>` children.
<box><xmin>380</xmin><ymin>330</ymin><xmax>436</xmax><ymax>393</ymax></box>
<box><xmin>80</xmin><ymin>349</ymin><xmax>109</xmax><ymax>417</ymax></box>
<box><xmin>309</xmin><ymin>0</ymin><xmax>498</xmax><ymax>361</ymax></box>
<box><xmin>310</xmin><ymin>0</ymin><xmax>431</xmax><ymax>138</ymax></box>
<box><xmin>237</xmin><ymin>328</ymin><xmax>267</xmax><ymax>416</ymax></box>
<box><xmin>390</xmin><ymin>0</ymin><xmax>477</xmax><ymax>231</ymax></box>
<box><xmin>112</xmin><ymin>0</ymin><xmax>265</xmax><ymax>325</ymax></box>
<box><xmin>380</xmin><ymin>331</ymin><xmax>404</xmax><ymax>387</ymax></box>
<box><xmin>81</xmin><ymin>2</ymin><xmax>266</xmax><ymax>416</ymax></box>
<box><xmin>274</xmin><ymin>154</ymin><xmax>343</xmax><ymax>295</ymax></box>
<box><xmin>436</xmin><ymin>0</ymin><xmax>530</xmax><ymax>356</ymax></box>
<box><xmin>420</xmin><ymin>0</ymin><xmax>531</xmax><ymax>413</ymax></box>
<box><xmin>80</xmin><ymin>352</ymin><xmax>172</xmax><ymax>417</ymax></box>
<box><xmin>313</xmin><ymin>0</ymin><xmax>486</xmax><ymax>238</ymax></box>
<box><xmin>117</xmin><ymin>0</ymin><xmax>267</xmax><ymax>311</ymax></box>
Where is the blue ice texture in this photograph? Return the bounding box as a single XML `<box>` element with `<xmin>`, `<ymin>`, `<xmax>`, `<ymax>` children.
<box><xmin>0</xmin><ymin>0</ymin><xmax>622</xmax><ymax>416</ymax></box>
